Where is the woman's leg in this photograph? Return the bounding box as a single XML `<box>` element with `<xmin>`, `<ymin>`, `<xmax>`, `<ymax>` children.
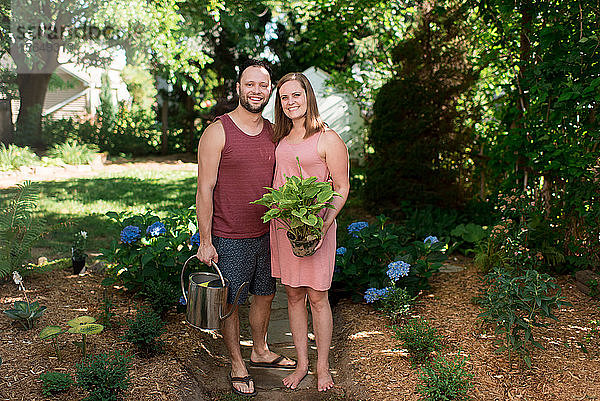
<box><xmin>307</xmin><ymin>287</ymin><xmax>334</xmax><ymax>391</ymax></box>
<box><xmin>283</xmin><ymin>285</ymin><xmax>310</xmax><ymax>389</ymax></box>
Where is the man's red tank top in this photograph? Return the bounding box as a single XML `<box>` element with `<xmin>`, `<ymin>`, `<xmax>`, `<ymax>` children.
<box><xmin>211</xmin><ymin>114</ymin><xmax>275</xmax><ymax>238</ymax></box>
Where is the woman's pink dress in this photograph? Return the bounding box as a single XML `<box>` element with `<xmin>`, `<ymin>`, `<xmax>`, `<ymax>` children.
<box><xmin>270</xmin><ymin>131</ymin><xmax>337</xmax><ymax>291</ymax></box>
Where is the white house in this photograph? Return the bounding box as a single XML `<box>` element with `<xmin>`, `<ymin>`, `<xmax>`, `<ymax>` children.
<box><xmin>262</xmin><ymin>67</ymin><xmax>365</xmax><ymax>161</ymax></box>
<box><xmin>3</xmin><ymin>50</ymin><xmax>130</xmax><ymax>124</ymax></box>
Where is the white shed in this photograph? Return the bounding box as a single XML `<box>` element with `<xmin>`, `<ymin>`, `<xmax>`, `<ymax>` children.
<box><xmin>262</xmin><ymin>66</ymin><xmax>365</xmax><ymax>161</ymax></box>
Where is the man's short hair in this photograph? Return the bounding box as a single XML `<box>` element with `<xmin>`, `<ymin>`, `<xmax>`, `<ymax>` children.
<box><xmin>237</xmin><ymin>59</ymin><xmax>272</xmax><ymax>83</ymax></box>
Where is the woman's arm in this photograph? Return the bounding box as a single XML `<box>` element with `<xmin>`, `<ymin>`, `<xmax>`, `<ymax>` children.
<box><xmin>318</xmin><ymin>129</ymin><xmax>350</xmax><ymax>236</ymax></box>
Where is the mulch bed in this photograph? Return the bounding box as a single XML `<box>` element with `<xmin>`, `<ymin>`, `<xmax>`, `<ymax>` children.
<box><xmin>333</xmin><ymin>257</ymin><xmax>600</xmax><ymax>400</ymax></box>
<box><xmin>0</xmin><ymin>266</ymin><xmax>217</xmax><ymax>401</ymax></box>
<box><xmin>2</xmin><ymin>257</ymin><xmax>599</xmax><ymax>401</ymax></box>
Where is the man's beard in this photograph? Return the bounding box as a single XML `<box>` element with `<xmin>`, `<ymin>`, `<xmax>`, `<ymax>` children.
<box><xmin>239</xmin><ymin>92</ymin><xmax>268</xmax><ymax>113</ymax></box>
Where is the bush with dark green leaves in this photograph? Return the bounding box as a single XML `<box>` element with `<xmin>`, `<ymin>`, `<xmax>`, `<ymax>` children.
<box><xmin>333</xmin><ymin>216</ymin><xmax>409</xmax><ymax>299</ymax></box>
<box><xmin>40</xmin><ymin>371</ymin><xmax>73</xmax><ymax>397</ymax></box>
<box><xmin>122</xmin><ymin>308</ymin><xmax>165</xmax><ymax>356</ymax></box>
<box><xmin>76</xmin><ymin>350</ymin><xmax>132</xmax><ymax>401</ymax></box>
<box><xmin>477</xmin><ymin>268</ymin><xmax>570</xmax><ymax>367</ymax></box>
<box><xmin>393</xmin><ymin>318</ymin><xmax>443</xmax><ymax>366</ymax></box>
<box><xmin>141</xmin><ymin>279</ymin><xmax>180</xmax><ymax>316</ymax></box>
<box><xmin>417</xmin><ymin>355</ymin><xmax>473</xmax><ymax>401</ymax></box>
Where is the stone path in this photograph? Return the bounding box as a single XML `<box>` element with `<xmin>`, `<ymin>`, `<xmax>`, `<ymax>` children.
<box><xmin>236</xmin><ymin>283</ymin><xmax>327</xmax><ymax>400</ymax></box>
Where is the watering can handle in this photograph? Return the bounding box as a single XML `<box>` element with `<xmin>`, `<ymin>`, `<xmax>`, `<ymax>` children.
<box><xmin>180</xmin><ymin>255</ymin><xmax>227</xmax><ymax>304</ymax></box>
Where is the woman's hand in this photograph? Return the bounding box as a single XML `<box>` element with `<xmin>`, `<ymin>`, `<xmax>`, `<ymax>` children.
<box><xmin>314</xmin><ymin>222</ymin><xmax>333</xmax><ymax>252</ymax></box>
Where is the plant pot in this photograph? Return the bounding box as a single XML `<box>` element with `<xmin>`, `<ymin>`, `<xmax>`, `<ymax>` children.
<box><xmin>72</xmin><ymin>256</ymin><xmax>86</xmax><ymax>275</ymax></box>
<box><xmin>287</xmin><ymin>232</ymin><xmax>319</xmax><ymax>257</ymax></box>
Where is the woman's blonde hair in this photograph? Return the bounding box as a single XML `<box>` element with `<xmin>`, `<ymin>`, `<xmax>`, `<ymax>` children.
<box><xmin>273</xmin><ymin>72</ymin><xmax>326</xmax><ymax>143</ymax></box>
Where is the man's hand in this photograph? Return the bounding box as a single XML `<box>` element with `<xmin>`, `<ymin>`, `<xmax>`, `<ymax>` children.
<box><xmin>196</xmin><ymin>243</ymin><xmax>219</xmax><ymax>265</ymax></box>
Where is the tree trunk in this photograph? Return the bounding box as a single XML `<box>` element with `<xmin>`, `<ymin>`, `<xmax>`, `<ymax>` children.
<box><xmin>161</xmin><ymin>95</ymin><xmax>169</xmax><ymax>155</ymax></box>
<box><xmin>0</xmin><ymin>94</ymin><xmax>14</xmax><ymax>144</ymax></box>
<box><xmin>15</xmin><ymin>73</ymin><xmax>52</xmax><ymax>149</ymax></box>
<box><xmin>184</xmin><ymin>93</ymin><xmax>195</xmax><ymax>153</ymax></box>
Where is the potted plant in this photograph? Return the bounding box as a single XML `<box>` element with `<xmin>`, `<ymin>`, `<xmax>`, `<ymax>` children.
<box><xmin>252</xmin><ymin>160</ymin><xmax>339</xmax><ymax>257</ymax></box>
<box><xmin>71</xmin><ymin>231</ymin><xmax>87</xmax><ymax>274</ymax></box>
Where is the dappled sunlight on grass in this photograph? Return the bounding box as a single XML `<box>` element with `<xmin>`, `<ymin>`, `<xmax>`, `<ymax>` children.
<box><xmin>0</xmin><ymin>169</ymin><xmax>197</xmax><ymax>259</ymax></box>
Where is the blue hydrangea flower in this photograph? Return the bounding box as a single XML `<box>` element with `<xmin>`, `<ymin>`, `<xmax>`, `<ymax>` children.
<box><xmin>364</xmin><ymin>287</ymin><xmax>391</xmax><ymax>303</ymax></box>
<box><xmin>347</xmin><ymin>221</ymin><xmax>369</xmax><ymax>237</ymax></box>
<box><xmin>146</xmin><ymin>221</ymin><xmax>166</xmax><ymax>237</ymax></box>
<box><xmin>179</xmin><ymin>295</ymin><xmax>187</xmax><ymax>306</ymax></box>
<box><xmin>120</xmin><ymin>225</ymin><xmax>141</xmax><ymax>244</ymax></box>
<box><xmin>190</xmin><ymin>232</ymin><xmax>201</xmax><ymax>247</ymax></box>
<box><xmin>387</xmin><ymin>261</ymin><xmax>411</xmax><ymax>281</ymax></box>
<box><xmin>336</xmin><ymin>247</ymin><xmax>347</xmax><ymax>255</ymax></box>
<box><xmin>424</xmin><ymin>236</ymin><xmax>440</xmax><ymax>244</ymax></box>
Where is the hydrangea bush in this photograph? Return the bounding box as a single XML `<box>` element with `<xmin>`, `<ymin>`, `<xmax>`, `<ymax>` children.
<box><xmin>334</xmin><ymin>215</ymin><xmax>448</xmax><ymax>301</ymax></box>
<box><xmin>101</xmin><ymin>208</ymin><xmax>201</xmax><ymax>294</ymax></box>
<box><xmin>333</xmin><ymin>216</ymin><xmax>408</xmax><ymax>299</ymax></box>
<box><xmin>364</xmin><ymin>260</ymin><xmax>415</xmax><ymax>321</ymax></box>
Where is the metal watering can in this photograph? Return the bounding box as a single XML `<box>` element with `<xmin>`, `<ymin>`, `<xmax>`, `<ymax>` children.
<box><xmin>180</xmin><ymin>255</ymin><xmax>248</xmax><ymax>330</ymax></box>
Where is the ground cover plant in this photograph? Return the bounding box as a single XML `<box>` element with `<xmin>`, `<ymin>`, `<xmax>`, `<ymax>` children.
<box><xmin>393</xmin><ymin>318</ymin><xmax>444</xmax><ymax>366</ymax></box>
<box><xmin>417</xmin><ymin>354</ymin><xmax>473</xmax><ymax>401</ymax></box>
<box><xmin>39</xmin><ymin>371</ymin><xmax>74</xmax><ymax>397</ymax></box>
<box><xmin>76</xmin><ymin>350</ymin><xmax>133</xmax><ymax>401</ymax></box>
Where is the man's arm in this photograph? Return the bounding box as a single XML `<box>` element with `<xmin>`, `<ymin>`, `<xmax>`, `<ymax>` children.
<box><xmin>195</xmin><ymin>121</ymin><xmax>225</xmax><ymax>265</ymax></box>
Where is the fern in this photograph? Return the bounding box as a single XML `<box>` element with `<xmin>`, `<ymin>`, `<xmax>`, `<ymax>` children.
<box><xmin>0</xmin><ymin>181</ymin><xmax>46</xmax><ymax>279</ymax></box>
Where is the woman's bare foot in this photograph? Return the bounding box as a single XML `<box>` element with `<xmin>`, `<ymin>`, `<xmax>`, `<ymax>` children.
<box><xmin>317</xmin><ymin>368</ymin><xmax>334</xmax><ymax>392</ymax></box>
<box><xmin>282</xmin><ymin>366</ymin><xmax>309</xmax><ymax>389</ymax></box>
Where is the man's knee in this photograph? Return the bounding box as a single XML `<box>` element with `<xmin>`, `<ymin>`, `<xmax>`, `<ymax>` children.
<box><xmin>251</xmin><ymin>292</ymin><xmax>275</xmax><ymax>305</ymax></box>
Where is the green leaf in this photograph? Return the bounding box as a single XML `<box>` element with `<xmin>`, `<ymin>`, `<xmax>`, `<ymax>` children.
<box><xmin>39</xmin><ymin>325</ymin><xmax>66</xmax><ymax>340</ymax></box>
<box><xmin>68</xmin><ymin>316</ymin><xmax>96</xmax><ymax>327</ymax></box>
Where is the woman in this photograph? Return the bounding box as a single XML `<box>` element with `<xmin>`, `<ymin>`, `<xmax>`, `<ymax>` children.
<box><xmin>270</xmin><ymin>72</ymin><xmax>350</xmax><ymax>392</ymax></box>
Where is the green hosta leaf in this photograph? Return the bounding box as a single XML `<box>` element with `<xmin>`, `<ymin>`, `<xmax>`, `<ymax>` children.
<box><xmin>68</xmin><ymin>316</ymin><xmax>96</xmax><ymax>327</ymax></box>
<box><xmin>69</xmin><ymin>323</ymin><xmax>104</xmax><ymax>335</ymax></box>
<box><xmin>39</xmin><ymin>325</ymin><xmax>66</xmax><ymax>340</ymax></box>
<box><xmin>4</xmin><ymin>310</ymin><xmax>26</xmax><ymax>320</ymax></box>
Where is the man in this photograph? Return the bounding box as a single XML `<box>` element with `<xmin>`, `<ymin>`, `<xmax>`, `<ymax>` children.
<box><xmin>195</xmin><ymin>59</ymin><xmax>296</xmax><ymax>397</ymax></box>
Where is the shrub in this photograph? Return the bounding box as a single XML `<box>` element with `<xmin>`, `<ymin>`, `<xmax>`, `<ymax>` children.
<box><xmin>363</xmin><ymin>260</ymin><xmax>415</xmax><ymax>322</ymax></box>
<box><xmin>76</xmin><ymin>350</ymin><xmax>132</xmax><ymax>401</ymax></box>
<box><xmin>40</xmin><ymin>371</ymin><xmax>73</xmax><ymax>396</ymax></box>
<box><xmin>477</xmin><ymin>189</ymin><xmax>571</xmax><ymax>274</ymax></box>
<box><xmin>378</xmin><ymin>286</ymin><xmax>415</xmax><ymax>322</ymax></box>
<box><xmin>122</xmin><ymin>308</ymin><xmax>165</xmax><ymax>356</ymax></box>
<box><xmin>46</xmin><ymin>140</ymin><xmax>99</xmax><ymax>165</ymax></box>
<box><xmin>101</xmin><ymin>208</ymin><xmax>198</xmax><ymax>293</ymax></box>
<box><xmin>336</xmin><ymin>217</ymin><xmax>447</xmax><ymax>299</ymax></box>
<box><xmin>0</xmin><ymin>143</ymin><xmax>39</xmax><ymax>171</ymax></box>
<box><xmin>478</xmin><ymin>268</ymin><xmax>570</xmax><ymax>366</ymax></box>
<box><xmin>404</xmin><ymin>206</ymin><xmax>459</xmax><ymax>241</ymax></box>
<box><xmin>81</xmin><ymin>104</ymin><xmax>161</xmax><ymax>156</ymax></box>
<box><xmin>393</xmin><ymin>318</ymin><xmax>443</xmax><ymax>366</ymax></box>
<box><xmin>417</xmin><ymin>355</ymin><xmax>473</xmax><ymax>401</ymax></box>
<box><xmin>334</xmin><ymin>216</ymin><xmax>408</xmax><ymax>298</ymax></box>
<box><xmin>141</xmin><ymin>279</ymin><xmax>180</xmax><ymax>316</ymax></box>
<box><xmin>41</xmin><ymin>116</ymin><xmax>79</xmax><ymax>146</ymax></box>
<box><xmin>394</xmin><ymin>236</ymin><xmax>447</xmax><ymax>295</ymax></box>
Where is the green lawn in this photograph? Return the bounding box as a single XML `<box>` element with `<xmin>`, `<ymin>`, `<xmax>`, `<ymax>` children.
<box><xmin>0</xmin><ymin>168</ymin><xmax>197</xmax><ymax>259</ymax></box>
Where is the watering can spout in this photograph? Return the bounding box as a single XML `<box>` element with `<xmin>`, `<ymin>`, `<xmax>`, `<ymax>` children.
<box><xmin>220</xmin><ymin>281</ymin><xmax>249</xmax><ymax>320</ymax></box>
